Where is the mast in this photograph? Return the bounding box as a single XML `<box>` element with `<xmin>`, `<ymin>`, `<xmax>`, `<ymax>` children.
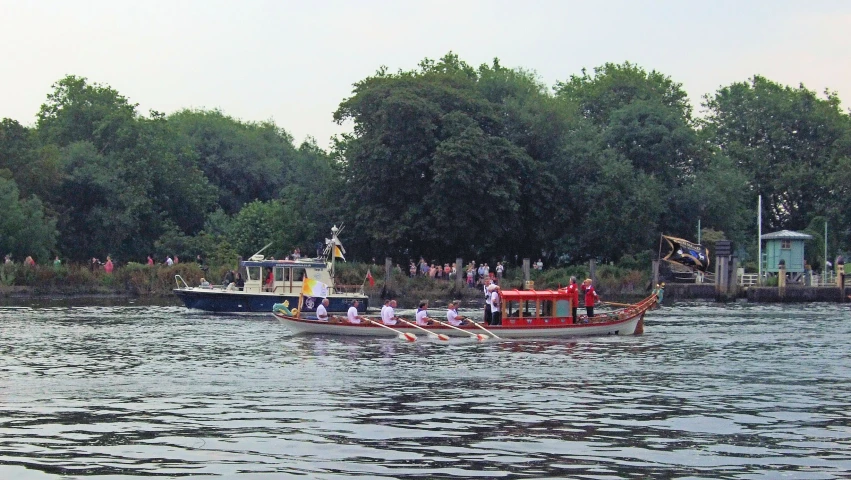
<box><xmin>757</xmin><ymin>195</ymin><xmax>762</xmax><ymax>286</ymax></box>
<box><xmin>330</xmin><ymin>225</ymin><xmax>338</xmax><ymax>286</ymax></box>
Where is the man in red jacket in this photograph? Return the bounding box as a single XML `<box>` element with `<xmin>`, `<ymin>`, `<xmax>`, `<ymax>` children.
<box><xmin>582</xmin><ymin>278</ymin><xmax>599</xmax><ymax>319</ymax></box>
<box><xmin>566</xmin><ymin>276</ymin><xmax>580</xmax><ymax>323</ymax></box>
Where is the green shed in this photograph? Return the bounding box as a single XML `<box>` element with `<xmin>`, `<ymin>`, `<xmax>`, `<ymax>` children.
<box><xmin>762</xmin><ymin>230</ymin><xmax>813</xmax><ymax>274</ymax></box>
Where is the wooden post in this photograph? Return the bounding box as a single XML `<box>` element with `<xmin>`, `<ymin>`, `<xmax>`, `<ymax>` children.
<box><xmin>384</xmin><ymin>257</ymin><xmax>392</xmax><ymax>289</ymax></box>
<box><xmin>456</xmin><ymin>257</ymin><xmax>463</xmax><ymax>290</ymax></box>
<box><xmin>522</xmin><ymin>258</ymin><xmax>530</xmax><ymax>289</ymax></box>
<box><xmin>652</xmin><ymin>260</ymin><xmax>659</xmax><ymax>288</ymax></box>
<box><xmin>589</xmin><ymin>259</ymin><xmax>596</xmax><ymax>284</ymax></box>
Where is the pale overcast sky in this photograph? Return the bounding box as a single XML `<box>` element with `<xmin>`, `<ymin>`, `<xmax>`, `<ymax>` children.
<box><xmin>2</xmin><ymin>0</ymin><xmax>849</xmax><ymax>148</ymax></box>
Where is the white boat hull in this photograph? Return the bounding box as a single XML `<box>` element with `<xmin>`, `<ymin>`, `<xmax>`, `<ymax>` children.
<box><xmin>274</xmin><ymin>312</ymin><xmax>645</xmax><ymax>339</ymax></box>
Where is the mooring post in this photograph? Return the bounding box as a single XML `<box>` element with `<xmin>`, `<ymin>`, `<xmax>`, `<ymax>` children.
<box><xmin>456</xmin><ymin>257</ymin><xmax>463</xmax><ymax>290</ymax></box>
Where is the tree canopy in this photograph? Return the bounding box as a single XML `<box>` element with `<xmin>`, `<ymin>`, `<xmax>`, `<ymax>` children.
<box><xmin>0</xmin><ymin>60</ymin><xmax>848</xmax><ymax>268</ymax></box>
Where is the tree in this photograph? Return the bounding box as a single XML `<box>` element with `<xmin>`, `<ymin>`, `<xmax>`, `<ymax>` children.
<box><xmin>0</xmin><ymin>177</ymin><xmax>58</xmax><ymax>261</ymax></box>
<box><xmin>168</xmin><ymin>109</ymin><xmax>297</xmax><ymax>215</ymax></box>
<box><xmin>334</xmin><ymin>53</ymin><xmax>553</xmax><ymax>261</ymax></box>
<box><xmin>702</xmin><ymin>75</ymin><xmax>851</xmax><ymax>232</ymax></box>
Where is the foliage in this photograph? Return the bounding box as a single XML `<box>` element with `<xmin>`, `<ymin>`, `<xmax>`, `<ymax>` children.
<box><xmin>0</xmin><ymin>59</ymin><xmax>849</xmax><ymax>274</ymax></box>
<box><xmin>0</xmin><ymin>177</ymin><xmax>58</xmax><ymax>261</ymax></box>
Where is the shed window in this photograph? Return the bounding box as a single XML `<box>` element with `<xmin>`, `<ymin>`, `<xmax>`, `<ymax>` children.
<box><xmin>781</xmin><ymin>239</ymin><xmax>791</xmax><ymax>250</ymax></box>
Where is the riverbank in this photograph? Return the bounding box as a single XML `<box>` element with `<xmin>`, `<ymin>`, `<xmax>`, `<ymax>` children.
<box><xmin>659</xmin><ymin>283</ymin><xmax>850</xmax><ymax>303</ymax></box>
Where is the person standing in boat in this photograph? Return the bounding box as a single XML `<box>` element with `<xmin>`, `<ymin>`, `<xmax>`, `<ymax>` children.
<box><xmin>415</xmin><ymin>301</ymin><xmax>436</xmax><ymax>326</ymax></box>
<box><xmin>347</xmin><ymin>300</ymin><xmax>367</xmax><ymax>324</ymax></box>
<box><xmin>566</xmin><ymin>276</ymin><xmax>580</xmax><ymax>323</ymax></box>
<box><xmin>489</xmin><ymin>284</ymin><xmax>502</xmax><ymax>325</ymax></box>
<box><xmin>235</xmin><ymin>271</ymin><xmax>245</xmax><ymax>290</ymax></box>
<box><xmin>316</xmin><ymin>298</ymin><xmax>330</xmax><ymax>322</ymax></box>
<box><xmin>582</xmin><ymin>278</ymin><xmax>600</xmax><ymax>319</ymax></box>
<box><xmin>482</xmin><ymin>277</ymin><xmax>494</xmax><ymax>324</ymax></box>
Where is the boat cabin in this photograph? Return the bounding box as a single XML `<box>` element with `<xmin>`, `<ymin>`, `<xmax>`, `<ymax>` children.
<box><xmin>499</xmin><ymin>289</ymin><xmax>575</xmax><ymax>326</ymax></box>
<box><xmin>240</xmin><ymin>257</ymin><xmax>336</xmax><ymax>294</ymax></box>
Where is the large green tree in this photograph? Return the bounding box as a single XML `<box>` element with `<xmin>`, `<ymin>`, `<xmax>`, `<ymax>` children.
<box><xmin>334</xmin><ymin>54</ymin><xmax>553</xmax><ymax>261</ymax></box>
<box><xmin>702</xmin><ymin>75</ymin><xmax>851</xmax><ymax>233</ymax></box>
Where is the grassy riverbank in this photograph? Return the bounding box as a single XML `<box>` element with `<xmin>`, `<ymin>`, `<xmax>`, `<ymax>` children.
<box><xmin>0</xmin><ymin>261</ymin><xmax>652</xmax><ymax>306</ymax></box>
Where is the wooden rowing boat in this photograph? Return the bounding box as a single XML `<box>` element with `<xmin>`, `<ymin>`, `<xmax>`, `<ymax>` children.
<box><xmin>273</xmin><ymin>290</ymin><xmax>658</xmax><ymax>339</ymax></box>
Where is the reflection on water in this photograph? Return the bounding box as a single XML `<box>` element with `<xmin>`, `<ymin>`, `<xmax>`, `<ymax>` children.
<box><xmin>1</xmin><ymin>302</ymin><xmax>850</xmax><ymax>478</ymax></box>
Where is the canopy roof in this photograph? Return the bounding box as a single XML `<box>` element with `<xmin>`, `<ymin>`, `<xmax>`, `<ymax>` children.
<box><xmin>500</xmin><ymin>289</ymin><xmax>571</xmax><ymax>300</ymax></box>
<box><xmin>762</xmin><ymin>230</ymin><xmax>813</xmax><ymax>240</ymax></box>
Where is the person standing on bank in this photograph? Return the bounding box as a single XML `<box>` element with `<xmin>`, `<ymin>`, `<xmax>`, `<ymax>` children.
<box><xmin>582</xmin><ymin>278</ymin><xmax>599</xmax><ymax>318</ymax></box>
<box><xmin>566</xmin><ymin>276</ymin><xmax>580</xmax><ymax>323</ymax></box>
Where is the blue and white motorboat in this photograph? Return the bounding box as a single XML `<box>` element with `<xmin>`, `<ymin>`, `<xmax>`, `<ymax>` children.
<box><xmin>173</xmin><ymin>226</ymin><xmax>368</xmax><ymax>313</ymax></box>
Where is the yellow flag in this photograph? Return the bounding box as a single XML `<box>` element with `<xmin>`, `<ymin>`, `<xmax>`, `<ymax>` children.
<box><xmin>334</xmin><ymin>245</ymin><xmax>346</xmax><ymax>261</ymax></box>
<box><xmin>301</xmin><ymin>278</ymin><xmax>329</xmax><ymax>298</ymax></box>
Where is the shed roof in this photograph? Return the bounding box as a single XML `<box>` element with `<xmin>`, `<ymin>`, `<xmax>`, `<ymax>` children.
<box><xmin>762</xmin><ymin>230</ymin><xmax>813</xmax><ymax>240</ymax></box>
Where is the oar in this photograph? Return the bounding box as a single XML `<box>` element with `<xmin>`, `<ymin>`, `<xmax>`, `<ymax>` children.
<box><xmin>396</xmin><ymin>318</ymin><xmax>450</xmax><ymax>341</ymax></box>
<box><xmin>365</xmin><ymin>318</ymin><xmax>416</xmax><ymax>342</ymax></box>
<box><xmin>471</xmin><ymin>321</ymin><xmax>500</xmax><ymax>340</ymax></box>
<box><xmin>432</xmin><ymin>319</ymin><xmax>488</xmax><ymax>342</ymax></box>
<box><xmin>602</xmin><ymin>301</ymin><xmax>633</xmax><ymax>308</ymax></box>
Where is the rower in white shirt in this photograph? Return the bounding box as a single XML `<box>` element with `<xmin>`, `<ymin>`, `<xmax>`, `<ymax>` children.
<box><xmin>315</xmin><ymin>298</ymin><xmax>330</xmax><ymax>322</ymax></box>
<box><xmin>447</xmin><ymin>301</ymin><xmax>469</xmax><ymax>326</ymax></box>
<box><xmin>415</xmin><ymin>301</ymin><xmax>435</xmax><ymax>326</ymax></box>
<box><xmin>347</xmin><ymin>300</ymin><xmax>367</xmax><ymax>324</ymax></box>
<box><xmin>382</xmin><ymin>299</ymin><xmax>399</xmax><ymax>325</ymax></box>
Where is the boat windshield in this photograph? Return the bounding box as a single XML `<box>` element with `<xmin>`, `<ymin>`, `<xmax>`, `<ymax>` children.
<box><xmin>246</xmin><ymin>266</ymin><xmax>261</xmax><ymax>282</ymax></box>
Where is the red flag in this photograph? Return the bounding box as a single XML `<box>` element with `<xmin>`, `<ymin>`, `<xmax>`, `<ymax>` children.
<box><xmin>366</xmin><ymin>269</ymin><xmax>375</xmax><ymax>287</ymax></box>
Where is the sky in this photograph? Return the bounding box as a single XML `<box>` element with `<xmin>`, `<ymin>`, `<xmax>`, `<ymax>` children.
<box><xmin>2</xmin><ymin>0</ymin><xmax>850</xmax><ymax>148</ymax></box>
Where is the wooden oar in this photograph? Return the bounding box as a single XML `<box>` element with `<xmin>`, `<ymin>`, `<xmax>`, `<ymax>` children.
<box><xmin>365</xmin><ymin>318</ymin><xmax>416</xmax><ymax>342</ymax></box>
<box><xmin>602</xmin><ymin>301</ymin><xmax>634</xmax><ymax>308</ymax></box>
<box><xmin>471</xmin><ymin>321</ymin><xmax>500</xmax><ymax>340</ymax></box>
<box><xmin>396</xmin><ymin>318</ymin><xmax>450</xmax><ymax>341</ymax></box>
<box><xmin>432</xmin><ymin>319</ymin><xmax>488</xmax><ymax>341</ymax></box>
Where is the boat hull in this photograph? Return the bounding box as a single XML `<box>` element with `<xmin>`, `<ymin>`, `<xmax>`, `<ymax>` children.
<box><xmin>174</xmin><ymin>288</ymin><xmax>368</xmax><ymax>314</ymax></box>
<box><xmin>274</xmin><ymin>311</ymin><xmax>645</xmax><ymax>338</ymax></box>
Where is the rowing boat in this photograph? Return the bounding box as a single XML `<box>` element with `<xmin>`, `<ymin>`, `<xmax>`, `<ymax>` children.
<box><xmin>273</xmin><ymin>290</ymin><xmax>658</xmax><ymax>339</ymax></box>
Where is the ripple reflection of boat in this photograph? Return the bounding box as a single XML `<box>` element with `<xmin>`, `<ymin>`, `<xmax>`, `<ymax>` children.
<box><xmin>274</xmin><ymin>291</ymin><xmax>659</xmax><ymax>339</ymax></box>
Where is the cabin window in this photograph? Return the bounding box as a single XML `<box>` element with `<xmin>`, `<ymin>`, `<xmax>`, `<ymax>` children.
<box><xmin>246</xmin><ymin>266</ymin><xmax>261</xmax><ymax>282</ymax></box>
<box><xmin>274</xmin><ymin>267</ymin><xmax>285</xmax><ymax>282</ymax></box>
<box><xmin>292</xmin><ymin>268</ymin><xmax>306</xmax><ymax>282</ymax></box>
<box><xmin>539</xmin><ymin>300</ymin><xmax>553</xmax><ymax>317</ymax></box>
<box><xmin>780</xmin><ymin>239</ymin><xmax>791</xmax><ymax>250</ymax></box>
<box><xmin>555</xmin><ymin>299</ymin><xmax>571</xmax><ymax>317</ymax></box>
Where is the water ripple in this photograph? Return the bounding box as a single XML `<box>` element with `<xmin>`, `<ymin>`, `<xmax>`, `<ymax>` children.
<box><xmin>1</xmin><ymin>302</ymin><xmax>850</xmax><ymax>478</ymax></box>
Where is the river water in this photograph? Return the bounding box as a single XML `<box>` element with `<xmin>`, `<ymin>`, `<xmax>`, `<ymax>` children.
<box><xmin>1</xmin><ymin>302</ymin><xmax>849</xmax><ymax>479</ymax></box>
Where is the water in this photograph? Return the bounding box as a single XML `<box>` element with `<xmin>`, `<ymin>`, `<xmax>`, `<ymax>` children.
<box><xmin>1</xmin><ymin>302</ymin><xmax>849</xmax><ymax>479</ymax></box>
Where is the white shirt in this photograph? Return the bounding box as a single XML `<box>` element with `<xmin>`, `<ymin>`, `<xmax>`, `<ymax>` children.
<box><xmin>382</xmin><ymin>305</ymin><xmax>397</xmax><ymax>325</ymax></box>
<box><xmin>316</xmin><ymin>303</ymin><xmax>329</xmax><ymax>322</ymax></box>
<box><xmin>490</xmin><ymin>291</ymin><xmax>501</xmax><ymax>312</ymax></box>
<box><xmin>347</xmin><ymin>305</ymin><xmax>361</xmax><ymax>324</ymax></box>
<box><xmin>447</xmin><ymin>309</ymin><xmax>462</xmax><ymax>326</ymax></box>
<box><xmin>166</xmin><ymin>257</ymin><xmax>174</xmax><ymax>266</ymax></box>
<box><xmin>415</xmin><ymin>308</ymin><xmax>429</xmax><ymax>326</ymax></box>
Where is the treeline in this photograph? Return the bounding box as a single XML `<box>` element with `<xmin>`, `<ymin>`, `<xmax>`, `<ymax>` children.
<box><xmin>1</xmin><ymin>54</ymin><xmax>849</xmax><ymax>270</ymax></box>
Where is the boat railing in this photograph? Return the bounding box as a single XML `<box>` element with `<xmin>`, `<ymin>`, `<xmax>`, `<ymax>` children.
<box><xmin>334</xmin><ymin>284</ymin><xmax>366</xmax><ymax>295</ymax></box>
<box><xmin>175</xmin><ymin>274</ymin><xmax>191</xmax><ymax>289</ymax></box>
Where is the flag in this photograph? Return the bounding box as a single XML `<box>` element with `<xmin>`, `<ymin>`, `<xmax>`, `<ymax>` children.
<box><xmin>661</xmin><ymin>235</ymin><xmax>711</xmax><ymax>272</ymax></box>
<box><xmin>334</xmin><ymin>245</ymin><xmax>346</xmax><ymax>261</ymax></box>
<box><xmin>366</xmin><ymin>269</ymin><xmax>375</xmax><ymax>287</ymax></box>
<box><xmin>301</xmin><ymin>277</ymin><xmax>329</xmax><ymax>298</ymax></box>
